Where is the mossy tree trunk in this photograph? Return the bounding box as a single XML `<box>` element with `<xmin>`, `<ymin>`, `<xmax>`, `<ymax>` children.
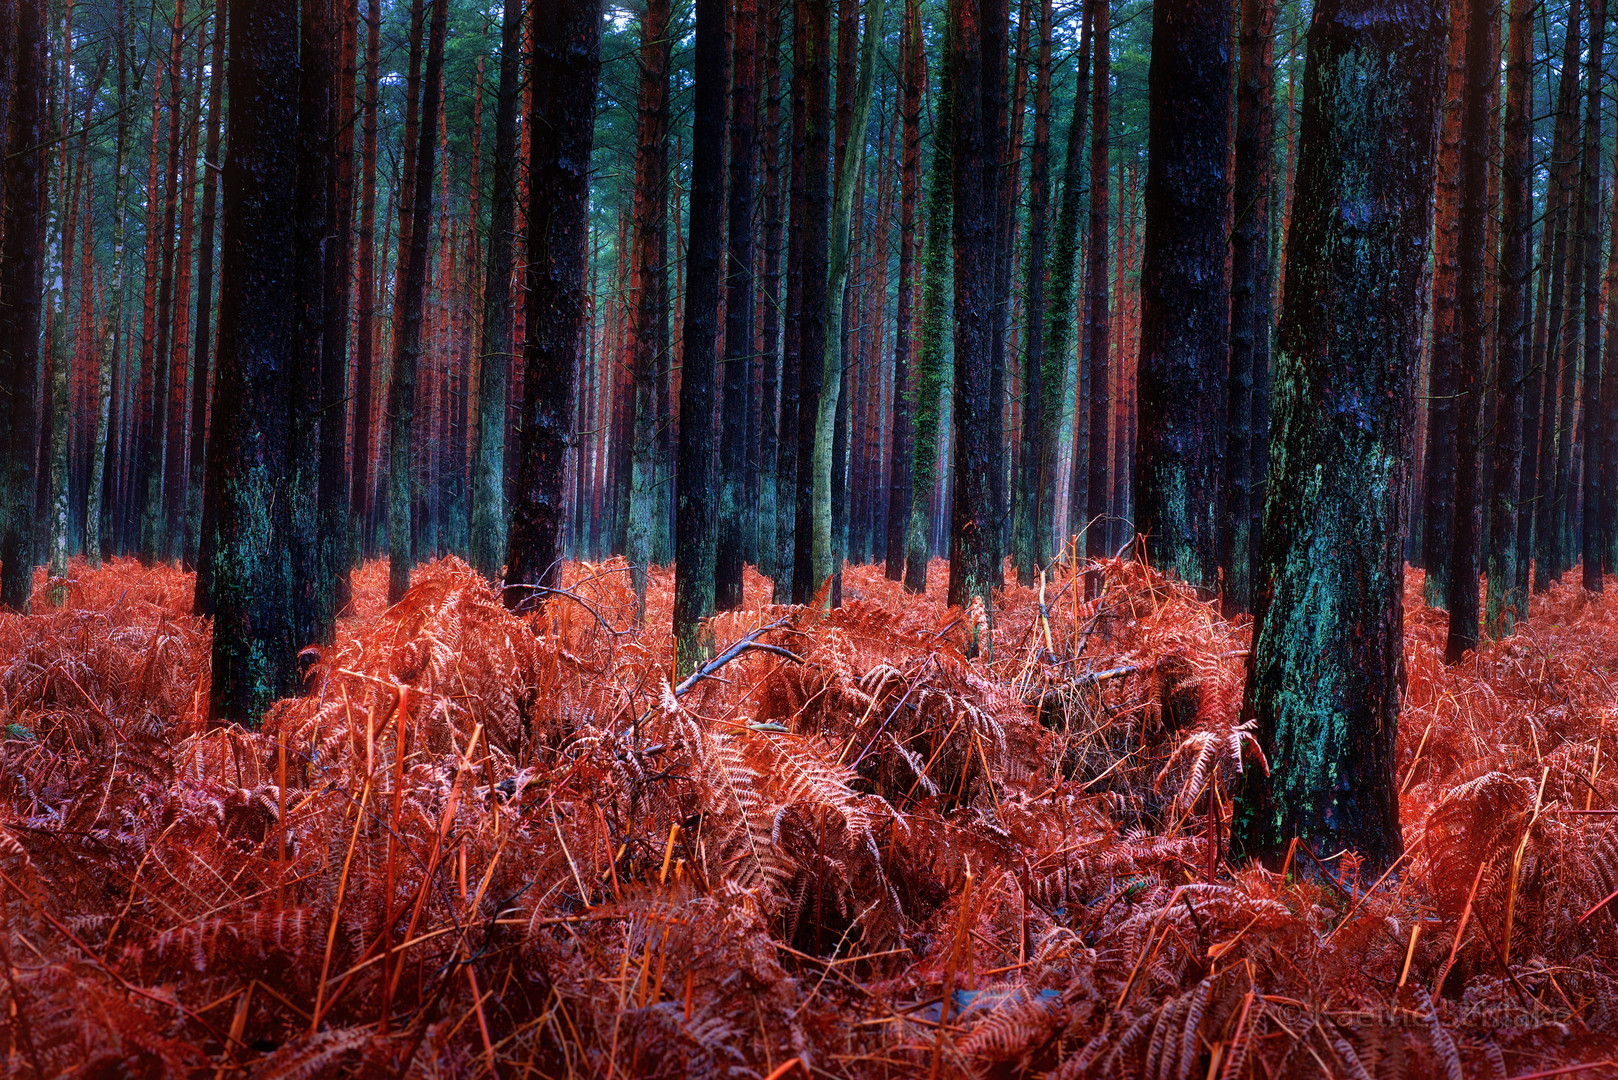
<box><xmin>1234</xmin><ymin>0</ymin><xmax>1446</xmax><ymax>874</ymax></box>
<box><xmin>1134</xmin><ymin>0</ymin><xmax>1231</xmax><ymax>593</ymax></box>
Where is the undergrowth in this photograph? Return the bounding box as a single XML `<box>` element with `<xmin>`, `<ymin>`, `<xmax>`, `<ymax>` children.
<box><xmin>1</xmin><ymin>549</ymin><xmax>1616</xmax><ymax>1077</ymax></box>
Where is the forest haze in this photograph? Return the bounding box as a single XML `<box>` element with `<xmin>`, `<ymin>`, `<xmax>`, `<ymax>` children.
<box><xmin>0</xmin><ymin>0</ymin><xmax>1617</xmax><ymax>1075</ymax></box>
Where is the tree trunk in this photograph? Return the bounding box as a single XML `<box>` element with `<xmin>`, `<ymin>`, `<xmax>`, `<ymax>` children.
<box><xmin>1221</xmin><ymin>0</ymin><xmax>1273</xmax><ymax>616</ymax></box>
<box><xmin>1489</xmin><ymin>0</ymin><xmax>1531</xmax><ymax>635</ymax></box>
<box><xmin>885</xmin><ymin>0</ymin><xmax>922</xmax><ymax>583</ymax></box>
<box><xmin>1013</xmin><ymin>0</ymin><xmax>1051</xmax><ymax>587</ymax></box>
<box><xmin>1580</xmin><ymin>0</ymin><xmax>1607</xmax><ymax>592</ymax></box>
<box><xmin>1234</xmin><ymin>0</ymin><xmax>1445</xmax><ymax>874</ymax></box>
<box><xmin>185</xmin><ymin>0</ymin><xmax>225</xmax><ymax>570</ymax></box>
<box><xmin>1081</xmin><ymin>0</ymin><xmax>1110</xmax><ymax>591</ymax></box>
<box><xmin>320</xmin><ymin>0</ymin><xmax>358</xmax><ymax>620</ymax></box>
<box><xmin>718</xmin><ymin>0</ymin><xmax>760</xmax><ymax>610</ymax></box>
<box><xmin>1134</xmin><ymin>0</ymin><xmax>1231</xmax><ymax>591</ymax></box>
<box><xmin>947</xmin><ymin>0</ymin><xmax>1006</xmax><ymax>657</ymax></box>
<box><xmin>350</xmin><ymin>0</ymin><xmax>381</xmax><ymax>561</ymax></box>
<box><xmin>1051</xmin><ymin>9</ymin><xmax>1091</xmax><ymax>544</ymax></box>
<box><xmin>386</xmin><ymin>0</ymin><xmax>447</xmax><ymax>605</ymax></box>
<box><xmin>758</xmin><ymin>0</ymin><xmax>785</xmax><ymax>584</ymax></box>
<box><xmin>204</xmin><ymin>0</ymin><xmax>301</xmax><ymax>723</ymax></box>
<box><xmin>506</xmin><ymin>0</ymin><xmax>599</xmax><ymax>605</ymax></box>
<box><xmin>86</xmin><ymin>2</ymin><xmax>127</xmax><ymax>571</ymax></box>
<box><xmin>671</xmin><ymin>0</ymin><xmax>725</xmax><ymax>670</ymax></box>
<box><xmin>1444</xmin><ymin>0</ymin><xmax>1501</xmax><ymax>659</ymax></box>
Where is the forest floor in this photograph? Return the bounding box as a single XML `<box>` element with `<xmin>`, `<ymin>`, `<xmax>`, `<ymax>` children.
<box><xmin>2</xmin><ymin>551</ymin><xmax>1618</xmax><ymax>1078</ymax></box>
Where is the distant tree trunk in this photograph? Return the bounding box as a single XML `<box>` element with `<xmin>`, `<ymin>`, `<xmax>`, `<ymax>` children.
<box><xmin>1051</xmin><ymin>10</ymin><xmax>1091</xmax><ymax>545</ymax></box>
<box><xmin>186</xmin><ymin>0</ymin><xmax>225</xmax><ymax>571</ymax></box>
<box><xmin>204</xmin><ymin>0</ymin><xmax>301</xmax><ymax>723</ymax></box>
<box><xmin>811</xmin><ymin>0</ymin><xmax>886</xmax><ymax>597</ymax></box>
<box><xmin>903</xmin><ymin>16</ymin><xmax>952</xmax><ymax>595</ymax></box>
<box><xmin>1489</xmin><ymin>0</ymin><xmax>1531</xmax><ymax>635</ymax></box>
<box><xmin>506</xmin><ymin>0</ymin><xmax>600</xmax><ymax>605</ymax></box>
<box><xmin>1234</xmin><ymin>0</ymin><xmax>1445</xmax><ymax>874</ymax></box>
<box><xmin>0</xmin><ymin>0</ymin><xmax>42</xmax><ymax>609</ymax></box>
<box><xmin>290</xmin><ymin>0</ymin><xmax>332</xmax><ymax>645</ymax></box>
<box><xmin>758</xmin><ymin>0</ymin><xmax>785</xmax><ymax>584</ymax></box>
<box><xmin>718</xmin><ymin>0</ymin><xmax>760</xmax><ymax>610</ymax></box>
<box><xmin>1081</xmin><ymin>0</ymin><xmax>1109</xmax><ymax>591</ymax></box>
<box><xmin>86</xmin><ymin>4</ymin><xmax>127</xmax><ymax>571</ymax></box>
<box><xmin>1580</xmin><ymin>0</ymin><xmax>1608</xmax><ymax>592</ymax></box>
<box><xmin>470</xmin><ymin>0</ymin><xmax>522</xmax><ymax>583</ymax></box>
<box><xmin>789</xmin><ymin>0</ymin><xmax>832</xmax><ymax>605</ymax></box>
<box><xmin>671</xmin><ymin>0</ymin><xmax>725</xmax><ymax>669</ymax></box>
<box><xmin>1013</xmin><ymin>0</ymin><xmax>1051</xmax><ymax>587</ymax></box>
<box><xmin>163</xmin><ymin>27</ymin><xmax>201</xmax><ymax>567</ymax></box>
<box><xmin>625</xmin><ymin>0</ymin><xmax>671</xmax><ymax>616</ymax></box>
<box><xmin>1444</xmin><ymin>0</ymin><xmax>1500</xmax><ymax>660</ymax></box>
<box><xmin>1134</xmin><ymin>0</ymin><xmax>1231</xmax><ymax>591</ymax></box>
<box><xmin>1220</xmin><ymin>0</ymin><xmax>1272</xmax><ymax>616</ymax></box>
<box><xmin>947</xmin><ymin>0</ymin><xmax>1006</xmax><ymax>656</ymax></box>
<box><xmin>1418</xmin><ymin>0</ymin><xmax>1467</xmax><ymax>608</ymax></box>
<box><xmin>386</xmin><ymin>0</ymin><xmax>447</xmax><ymax>605</ymax></box>
<box><xmin>1604</xmin><ymin>131</ymin><xmax>1618</xmax><ymax>575</ymax></box>
<box><xmin>885</xmin><ymin>0</ymin><xmax>922</xmax><ymax>583</ymax></box>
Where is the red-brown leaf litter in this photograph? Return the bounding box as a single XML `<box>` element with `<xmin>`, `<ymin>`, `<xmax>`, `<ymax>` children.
<box><xmin>5</xmin><ymin>553</ymin><xmax>1618</xmax><ymax>1077</ymax></box>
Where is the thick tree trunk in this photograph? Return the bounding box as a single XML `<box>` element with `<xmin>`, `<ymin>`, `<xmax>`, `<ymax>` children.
<box><xmin>718</xmin><ymin>0</ymin><xmax>760</xmax><ymax>610</ymax></box>
<box><xmin>320</xmin><ymin>0</ymin><xmax>357</xmax><ymax>619</ymax></box>
<box><xmin>470</xmin><ymin>0</ymin><xmax>522</xmax><ymax>583</ymax></box>
<box><xmin>204</xmin><ymin>0</ymin><xmax>301</xmax><ymax>723</ymax></box>
<box><xmin>386</xmin><ymin>0</ymin><xmax>447</xmax><ymax>605</ymax></box>
<box><xmin>1489</xmin><ymin>0</ymin><xmax>1531</xmax><ymax>635</ymax></box>
<box><xmin>1234</xmin><ymin>0</ymin><xmax>1445</xmax><ymax>874</ymax></box>
<box><xmin>1220</xmin><ymin>0</ymin><xmax>1273</xmax><ymax>616</ymax></box>
<box><xmin>884</xmin><ymin>0</ymin><xmax>922</xmax><ymax>583</ymax></box>
<box><xmin>0</xmin><ymin>0</ymin><xmax>42</xmax><ymax>609</ymax></box>
<box><xmin>1134</xmin><ymin>0</ymin><xmax>1231</xmax><ymax>591</ymax></box>
<box><xmin>506</xmin><ymin>0</ymin><xmax>600</xmax><ymax>605</ymax></box>
<box><xmin>671</xmin><ymin>0</ymin><xmax>725</xmax><ymax>670</ymax></box>
<box><xmin>946</xmin><ymin>0</ymin><xmax>1006</xmax><ymax>657</ymax></box>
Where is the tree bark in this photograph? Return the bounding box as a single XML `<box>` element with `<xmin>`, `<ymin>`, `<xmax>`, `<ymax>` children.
<box><xmin>320</xmin><ymin>0</ymin><xmax>358</xmax><ymax>619</ymax></box>
<box><xmin>758</xmin><ymin>0</ymin><xmax>785</xmax><ymax>584</ymax></box>
<box><xmin>185</xmin><ymin>0</ymin><xmax>225</xmax><ymax>570</ymax></box>
<box><xmin>1081</xmin><ymin>0</ymin><xmax>1110</xmax><ymax>592</ymax></box>
<box><xmin>86</xmin><ymin>1</ymin><xmax>127</xmax><ymax>571</ymax></box>
<box><xmin>1580</xmin><ymin>0</ymin><xmax>1607</xmax><ymax>592</ymax></box>
<box><xmin>350</xmin><ymin>0</ymin><xmax>381</xmax><ymax>561</ymax></box>
<box><xmin>1234</xmin><ymin>0</ymin><xmax>1445</xmax><ymax>874</ymax></box>
<box><xmin>885</xmin><ymin>0</ymin><xmax>922</xmax><ymax>583</ymax></box>
<box><xmin>1134</xmin><ymin>0</ymin><xmax>1231</xmax><ymax>591</ymax></box>
<box><xmin>1013</xmin><ymin>0</ymin><xmax>1051</xmax><ymax>587</ymax></box>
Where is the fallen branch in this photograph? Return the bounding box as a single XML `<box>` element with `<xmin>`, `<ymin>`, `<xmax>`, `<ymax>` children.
<box><xmin>673</xmin><ymin>618</ymin><xmax>803</xmax><ymax>697</ymax></box>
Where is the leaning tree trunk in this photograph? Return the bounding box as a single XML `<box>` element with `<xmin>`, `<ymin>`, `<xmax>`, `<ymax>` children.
<box><xmin>1488</xmin><ymin>0</ymin><xmax>1531</xmax><ymax>635</ymax></box>
<box><xmin>884</xmin><ymin>0</ymin><xmax>922</xmax><ymax>583</ymax></box>
<box><xmin>671</xmin><ymin>0</ymin><xmax>726</xmax><ymax>670</ymax></box>
<box><xmin>1234</xmin><ymin>0</ymin><xmax>1446</xmax><ymax>874</ymax></box>
<box><xmin>1134</xmin><ymin>0</ymin><xmax>1232</xmax><ymax>592</ymax></box>
<box><xmin>204</xmin><ymin>0</ymin><xmax>301</xmax><ymax>723</ymax></box>
<box><xmin>1221</xmin><ymin>0</ymin><xmax>1273</xmax><ymax>616</ymax></box>
<box><xmin>717</xmin><ymin>0</ymin><xmax>760</xmax><ymax>611</ymax></box>
<box><xmin>0</xmin><ymin>0</ymin><xmax>43</xmax><ymax>610</ymax></box>
<box><xmin>470</xmin><ymin>0</ymin><xmax>523</xmax><ymax>583</ymax></box>
<box><xmin>1444</xmin><ymin>0</ymin><xmax>1501</xmax><ymax>660</ymax></box>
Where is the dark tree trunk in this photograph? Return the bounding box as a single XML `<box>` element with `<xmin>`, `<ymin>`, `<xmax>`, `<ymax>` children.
<box><xmin>758</xmin><ymin>0</ymin><xmax>784</xmax><ymax>584</ymax></box>
<box><xmin>386</xmin><ymin>0</ymin><xmax>447</xmax><ymax>605</ymax></box>
<box><xmin>506</xmin><ymin>0</ymin><xmax>600</xmax><ymax>604</ymax></box>
<box><xmin>789</xmin><ymin>0</ymin><xmax>831</xmax><ymax>605</ymax></box>
<box><xmin>1014</xmin><ymin>0</ymin><xmax>1051</xmax><ymax>587</ymax></box>
<box><xmin>185</xmin><ymin>0</ymin><xmax>225</xmax><ymax>571</ymax></box>
<box><xmin>471</xmin><ymin>0</ymin><xmax>522</xmax><ymax>582</ymax></box>
<box><xmin>0</xmin><ymin>0</ymin><xmax>41</xmax><ymax>609</ymax></box>
<box><xmin>320</xmin><ymin>0</ymin><xmax>358</xmax><ymax>620</ymax></box>
<box><xmin>672</xmin><ymin>0</ymin><xmax>726</xmax><ymax>669</ymax></box>
<box><xmin>1489</xmin><ymin>0</ymin><xmax>1531</xmax><ymax>634</ymax></box>
<box><xmin>1444</xmin><ymin>0</ymin><xmax>1500</xmax><ymax>660</ymax></box>
<box><xmin>203</xmin><ymin>0</ymin><xmax>300</xmax><ymax>722</ymax></box>
<box><xmin>1580</xmin><ymin>0</ymin><xmax>1608</xmax><ymax>592</ymax></box>
<box><xmin>1051</xmin><ymin>9</ymin><xmax>1091</xmax><ymax>543</ymax></box>
<box><xmin>718</xmin><ymin>0</ymin><xmax>759</xmax><ymax>610</ymax></box>
<box><xmin>885</xmin><ymin>0</ymin><xmax>922</xmax><ymax>582</ymax></box>
<box><xmin>349</xmin><ymin>0</ymin><xmax>381</xmax><ymax>560</ymax></box>
<box><xmin>1082</xmin><ymin>0</ymin><xmax>1109</xmax><ymax>590</ymax></box>
<box><xmin>946</xmin><ymin>0</ymin><xmax>1006</xmax><ymax>657</ymax></box>
<box><xmin>1234</xmin><ymin>0</ymin><xmax>1445</xmax><ymax>874</ymax></box>
<box><xmin>1221</xmin><ymin>0</ymin><xmax>1273</xmax><ymax>616</ymax></box>
<box><xmin>1134</xmin><ymin>0</ymin><xmax>1231</xmax><ymax>591</ymax></box>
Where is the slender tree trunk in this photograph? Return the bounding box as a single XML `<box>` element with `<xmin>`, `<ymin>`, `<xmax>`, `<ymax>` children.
<box><xmin>185</xmin><ymin>0</ymin><xmax>225</xmax><ymax>570</ymax></box>
<box><xmin>1081</xmin><ymin>0</ymin><xmax>1110</xmax><ymax>590</ymax></box>
<box><xmin>506</xmin><ymin>0</ymin><xmax>600</xmax><ymax>606</ymax></box>
<box><xmin>1051</xmin><ymin>10</ymin><xmax>1091</xmax><ymax>544</ymax></box>
<box><xmin>903</xmin><ymin>17</ymin><xmax>952</xmax><ymax>595</ymax></box>
<box><xmin>1221</xmin><ymin>0</ymin><xmax>1273</xmax><ymax>616</ymax></box>
<box><xmin>386</xmin><ymin>0</ymin><xmax>447</xmax><ymax>604</ymax></box>
<box><xmin>758</xmin><ymin>0</ymin><xmax>785</xmax><ymax>584</ymax></box>
<box><xmin>1134</xmin><ymin>0</ymin><xmax>1231</xmax><ymax>591</ymax></box>
<box><xmin>671</xmin><ymin>0</ymin><xmax>725</xmax><ymax>669</ymax></box>
<box><xmin>350</xmin><ymin>0</ymin><xmax>380</xmax><ymax>560</ymax></box>
<box><xmin>1013</xmin><ymin>0</ymin><xmax>1051</xmax><ymax>587</ymax></box>
<box><xmin>86</xmin><ymin>3</ymin><xmax>126</xmax><ymax>571</ymax></box>
<box><xmin>946</xmin><ymin>0</ymin><xmax>1006</xmax><ymax>656</ymax></box>
<box><xmin>718</xmin><ymin>0</ymin><xmax>760</xmax><ymax>610</ymax></box>
<box><xmin>1580</xmin><ymin>0</ymin><xmax>1607</xmax><ymax>592</ymax></box>
<box><xmin>885</xmin><ymin>0</ymin><xmax>922</xmax><ymax>582</ymax></box>
<box><xmin>204</xmin><ymin>0</ymin><xmax>301</xmax><ymax>723</ymax></box>
<box><xmin>320</xmin><ymin>0</ymin><xmax>357</xmax><ymax>620</ymax></box>
<box><xmin>470</xmin><ymin>0</ymin><xmax>522</xmax><ymax>582</ymax></box>
<box><xmin>1234</xmin><ymin>0</ymin><xmax>1446</xmax><ymax>874</ymax></box>
<box><xmin>1489</xmin><ymin>0</ymin><xmax>1531</xmax><ymax>635</ymax></box>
